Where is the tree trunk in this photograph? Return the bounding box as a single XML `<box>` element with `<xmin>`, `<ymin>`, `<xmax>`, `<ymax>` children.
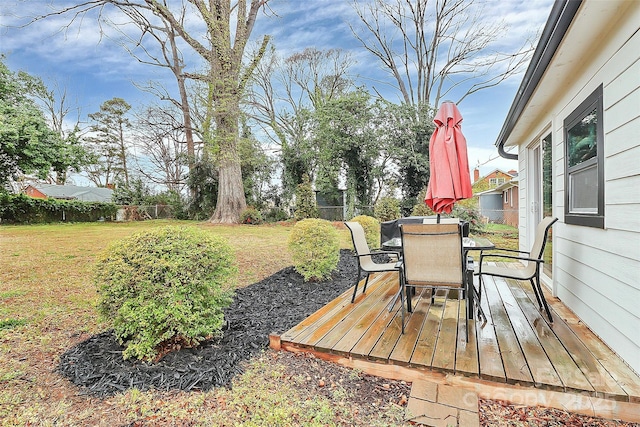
<box><xmin>209</xmin><ymin>100</ymin><xmax>246</xmax><ymax>223</ymax></box>
<box><xmin>210</xmin><ymin>155</ymin><xmax>246</xmax><ymax>223</ymax></box>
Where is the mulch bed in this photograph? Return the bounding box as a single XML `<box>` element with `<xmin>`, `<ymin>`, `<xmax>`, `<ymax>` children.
<box><xmin>58</xmin><ymin>249</ymin><xmax>365</xmax><ymax>397</ymax></box>
<box><xmin>57</xmin><ymin>249</ymin><xmax>639</xmax><ymax>426</ymax></box>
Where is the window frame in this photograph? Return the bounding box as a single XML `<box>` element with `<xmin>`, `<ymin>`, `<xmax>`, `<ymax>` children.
<box><xmin>563</xmin><ymin>85</ymin><xmax>604</xmax><ymax>228</ymax></box>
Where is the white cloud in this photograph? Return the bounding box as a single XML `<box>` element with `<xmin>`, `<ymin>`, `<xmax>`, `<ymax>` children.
<box><xmin>2</xmin><ymin>0</ymin><xmax>552</xmax><ymax>176</ymax></box>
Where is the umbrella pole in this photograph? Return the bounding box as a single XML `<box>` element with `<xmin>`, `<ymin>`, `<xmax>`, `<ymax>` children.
<box><xmin>437</xmin><ymin>213</ymin><xmax>441</xmax><ymax>224</ymax></box>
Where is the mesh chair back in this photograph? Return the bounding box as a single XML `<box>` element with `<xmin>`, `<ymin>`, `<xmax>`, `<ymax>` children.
<box><xmin>401</xmin><ymin>223</ymin><xmax>463</xmax><ymax>286</ymax></box>
<box><xmin>519</xmin><ymin>217</ymin><xmax>558</xmax><ymax>276</ymax></box>
<box><xmin>345</xmin><ymin>222</ymin><xmax>374</xmax><ymax>269</ymax></box>
<box><xmin>531</xmin><ymin>217</ymin><xmax>558</xmax><ymax>258</ymax></box>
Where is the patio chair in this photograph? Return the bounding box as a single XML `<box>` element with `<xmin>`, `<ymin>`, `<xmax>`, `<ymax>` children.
<box><xmin>345</xmin><ymin>221</ymin><xmax>402</xmax><ymax>304</ymax></box>
<box><xmin>477</xmin><ymin>217</ymin><xmax>558</xmax><ymax>323</ymax></box>
<box><xmin>399</xmin><ymin>222</ymin><xmax>474</xmax><ymax>338</ymax></box>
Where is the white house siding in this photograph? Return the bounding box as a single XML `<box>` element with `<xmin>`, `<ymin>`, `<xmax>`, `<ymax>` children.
<box><xmin>517</xmin><ymin>4</ymin><xmax>640</xmax><ymax>374</ymax></box>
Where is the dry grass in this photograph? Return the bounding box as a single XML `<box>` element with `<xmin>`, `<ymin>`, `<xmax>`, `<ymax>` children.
<box><xmin>0</xmin><ymin>220</ymin><xmax>367</xmax><ymax>426</ymax></box>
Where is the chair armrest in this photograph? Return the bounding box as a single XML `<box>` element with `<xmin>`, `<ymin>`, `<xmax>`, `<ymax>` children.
<box><xmin>354</xmin><ymin>250</ymin><xmax>401</xmax><ymax>260</ymax></box>
<box><xmin>479</xmin><ymin>252</ymin><xmax>544</xmax><ymax>264</ymax></box>
<box><xmin>480</xmin><ymin>247</ymin><xmax>530</xmax><ymax>256</ymax></box>
<box><xmin>371</xmin><ymin>249</ymin><xmax>401</xmax><ymax>260</ymax></box>
<box><xmin>479</xmin><ymin>247</ymin><xmax>529</xmax><ymax>262</ymax></box>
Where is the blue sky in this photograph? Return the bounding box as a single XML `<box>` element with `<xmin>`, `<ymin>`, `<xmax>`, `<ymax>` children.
<box><xmin>1</xmin><ymin>0</ymin><xmax>554</xmax><ymax>179</ymax></box>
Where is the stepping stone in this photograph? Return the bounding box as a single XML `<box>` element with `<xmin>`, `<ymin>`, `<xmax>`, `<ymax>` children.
<box><xmin>405</xmin><ymin>380</ymin><xmax>479</xmax><ymax>427</ymax></box>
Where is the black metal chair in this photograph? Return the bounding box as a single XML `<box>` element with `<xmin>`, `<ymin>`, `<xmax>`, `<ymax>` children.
<box><xmin>399</xmin><ymin>222</ymin><xmax>478</xmax><ymax>339</ymax></box>
<box><xmin>345</xmin><ymin>221</ymin><xmax>401</xmax><ymax>304</ymax></box>
<box><xmin>477</xmin><ymin>217</ymin><xmax>558</xmax><ymax>322</ymax></box>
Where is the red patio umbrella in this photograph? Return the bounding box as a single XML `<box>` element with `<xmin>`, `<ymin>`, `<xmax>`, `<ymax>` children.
<box><xmin>424</xmin><ymin>101</ymin><xmax>473</xmax><ymax>216</ymax></box>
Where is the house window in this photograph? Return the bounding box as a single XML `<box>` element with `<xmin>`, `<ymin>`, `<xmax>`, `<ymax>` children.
<box><xmin>504</xmin><ymin>190</ymin><xmax>508</xmax><ymax>204</ymax></box>
<box><xmin>489</xmin><ymin>177</ymin><xmax>505</xmax><ymax>186</ymax></box>
<box><xmin>564</xmin><ymin>85</ymin><xmax>604</xmax><ymax>228</ymax></box>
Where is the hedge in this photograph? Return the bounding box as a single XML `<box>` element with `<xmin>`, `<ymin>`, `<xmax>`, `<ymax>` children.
<box><xmin>0</xmin><ymin>193</ymin><xmax>118</xmax><ymax>224</ymax></box>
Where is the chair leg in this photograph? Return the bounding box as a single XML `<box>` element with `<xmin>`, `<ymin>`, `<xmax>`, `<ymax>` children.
<box><xmin>399</xmin><ymin>271</ymin><xmax>405</xmax><ymax>334</ymax></box>
<box><xmin>473</xmin><ymin>274</ymin><xmax>487</xmax><ymax>321</ymax></box>
<box><xmin>534</xmin><ymin>274</ymin><xmax>553</xmax><ymax>323</ymax></box>
<box><xmin>461</xmin><ymin>288</ymin><xmax>469</xmax><ymax>343</ymax></box>
<box><xmin>529</xmin><ymin>277</ymin><xmax>544</xmax><ymax>310</ymax></box>
<box><xmin>351</xmin><ymin>269</ymin><xmax>362</xmax><ymax>303</ymax></box>
<box><xmin>362</xmin><ymin>273</ymin><xmax>371</xmax><ymax>295</ymax></box>
<box><xmin>406</xmin><ymin>283</ymin><xmax>413</xmax><ymax>313</ymax></box>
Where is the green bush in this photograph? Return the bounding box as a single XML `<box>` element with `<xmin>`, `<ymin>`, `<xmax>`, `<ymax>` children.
<box><xmin>240</xmin><ymin>206</ymin><xmax>263</xmax><ymax>225</ymax></box>
<box><xmin>288</xmin><ymin>218</ymin><xmax>340</xmax><ymax>282</ymax></box>
<box><xmin>0</xmin><ymin>193</ymin><xmax>117</xmax><ymax>224</ymax></box>
<box><xmin>263</xmin><ymin>207</ymin><xmax>289</xmax><ymax>223</ymax></box>
<box><xmin>411</xmin><ymin>188</ymin><xmax>435</xmax><ymax>217</ymax></box>
<box><xmin>451</xmin><ymin>205</ymin><xmax>485</xmax><ymax>234</ymax></box>
<box><xmin>94</xmin><ymin>226</ymin><xmax>237</xmax><ymax>361</ymax></box>
<box><xmin>349</xmin><ymin>215</ymin><xmax>380</xmax><ymax>249</ymax></box>
<box><xmin>294</xmin><ymin>174</ymin><xmax>319</xmax><ymax>220</ymax></box>
<box><xmin>373</xmin><ymin>196</ymin><xmax>401</xmax><ymax>222</ymax></box>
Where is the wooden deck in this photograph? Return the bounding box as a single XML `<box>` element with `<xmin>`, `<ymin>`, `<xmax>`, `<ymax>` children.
<box><xmin>278</xmin><ymin>265</ymin><xmax>640</xmax><ymax>407</ymax></box>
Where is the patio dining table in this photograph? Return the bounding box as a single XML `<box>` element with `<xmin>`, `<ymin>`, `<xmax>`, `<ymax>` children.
<box><xmin>381</xmin><ymin>235</ymin><xmax>494</xmax><ymax>319</ymax></box>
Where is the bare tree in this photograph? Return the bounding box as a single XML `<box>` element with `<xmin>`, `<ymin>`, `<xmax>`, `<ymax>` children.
<box><xmin>247</xmin><ymin>47</ymin><xmax>355</xmax><ymax>196</ymax></box>
<box><xmin>350</xmin><ymin>0</ymin><xmax>534</xmax><ymax>107</ymax></box>
<box><xmin>250</xmin><ymin>47</ymin><xmax>355</xmax><ymax>146</ymax></box>
<box><xmin>31</xmin><ymin>0</ymin><xmax>271</xmax><ymax>223</ymax></box>
<box><xmin>33</xmin><ymin>80</ymin><xmax>88</xmax><ymax>185</ymax></box>
<box><xmin>104</xmin><ymin>4</ymin><xmax>197</xmax><ymax>174</ymax></box>
<box><xmin>133</xmin><ymin>103</ymin><xmax>195</xmax><ymax>193</ymax></box>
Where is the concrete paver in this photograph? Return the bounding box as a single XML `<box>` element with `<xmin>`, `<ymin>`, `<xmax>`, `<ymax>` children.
<box><xmin>405</xmin><ymin>380</ymin><xmax>480</xmax><ymax>427</ymax></box>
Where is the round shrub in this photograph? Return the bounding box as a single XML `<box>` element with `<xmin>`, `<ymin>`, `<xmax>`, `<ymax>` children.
<box><xmin>94</xmin><ymin>226</ymin><xmax>237</xmax><ymax>361</ymax></box>
<box><xmin>374</xmin><ymin>196</ymin><xmax>401</xmax><ymax>222</ymax></box>
<box><xmin>288</xmin><ymin>218</ymin><xmax>340</xmax><ymax>282</ymax></box>
<box><xmin>350</xmin><ymin>214</ymin><xmax>380</xmax><ymax>248</ymax></box>
<box><xmin>240</xmin><ymin>206</ymin><xmax>263</xmax><ymax>225</ymax></box>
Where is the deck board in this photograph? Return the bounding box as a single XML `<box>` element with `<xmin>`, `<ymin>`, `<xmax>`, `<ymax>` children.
<box><xmin>454</xmin><ymin>299</ymin><xmax>479</xmax><ymax>377</ymax></box>
<box><xmin>476</xmin><ymin>276</ymin><xmax>507</xmax><ymax>382</ymax></box>
<box><xmin>508</xmin><ymin>278</ymin><xmax>596</xmax><ymax>393</ymax></box>
<box><xmin>482</xmin><ymin>276</ymin><xmax>534</xmax><ymax>385</ymax></box>
<box><xmin>431</xmin><ymin>297</ymin><xmax>460</xmax><ymax>373</ymax></box>
<box><xmin>388</xmin><ymin>291</ymin><xmax>428</xmax><ymax>365</ymax></box>
<box><xmin>409</xmin><ymin>297</ymin><xmax>444</xmax><ymax>367</ymax></box>
<box><xmin>316</xmin><ymin>275</ymin><xmax>398</xmax><ymax>352</ymax></box>
<box><xmin>294</xmin><ymin>273</ymin><xmax>388</xmax><ymax>346</ymax></box>
<box><xmin>279</xmin><ymin>267</ymin><xmax>640</xmax><ymax>402</ymax></box>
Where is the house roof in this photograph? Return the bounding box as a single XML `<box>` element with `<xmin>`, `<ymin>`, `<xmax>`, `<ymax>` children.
<box><xmin>475</xmin><ymin>168</ymin><xmax>517</xmax><ymax>182</ymax></box>
<box><xmin>475</xmin><ymin>178</ymin><xmax>519</xmax><ymax>196</ymax></box>
<box><xmin>30</xmin><ymin>184</ymin><xmax>114</xmax><ymax>203</ymax></box>
<box><xmin>495</xmin><ymin>0</ymin><xmax>634</xmax><ymax>159</ymax></box>
<box><xmin>495</xmin><ymin>0</ymin><xmax>581</xmax><ymax>159</ymax></box>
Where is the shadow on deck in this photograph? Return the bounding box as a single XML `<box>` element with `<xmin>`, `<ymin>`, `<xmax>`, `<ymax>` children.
<box><xmin>272</xmin><ymin>265</ymin><xmax>640</xmax><ymax>423</ymax></box>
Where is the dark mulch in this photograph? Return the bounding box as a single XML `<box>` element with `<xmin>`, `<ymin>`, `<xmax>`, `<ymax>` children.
<box><xmin>58</xmin><ymin>249</ymin><xmax>366</xmax><ymax>397</ymax></box>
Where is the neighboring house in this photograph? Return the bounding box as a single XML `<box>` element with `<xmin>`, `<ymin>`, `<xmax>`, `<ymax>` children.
<box><xmin>472</xmin><ymin>168</ymin><xmax>517</xmax><ymax>188</ymax></box>
<box><xmin>471</xmin><ymin>168</ymin><xmax>518</xmax><ymax>225</ymax></box>
<box><xmin>25</xmin><ymin>184</ymin><xmax>114</xmax><ymax>203</ymax></box>
<box><xmin>494</xmin><ymin>0</ymin><xmax>639</xmax><ymax>374</ymax></box>
<box><xmin>475</xmin><ymin>179</ymin><xmax>519</xmax><ymax>227</ymax></box>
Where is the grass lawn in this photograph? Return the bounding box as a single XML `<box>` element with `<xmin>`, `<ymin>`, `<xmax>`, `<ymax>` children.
<box><xmin>0</xmin><ymin>219</ymin><xmax>518</xmax><ymax>426</ymax></box>
<box><xmin>479</xmin><ymin>223</ymin><xmax>519</xmax><ymax>250</ymax></box>
<box><xmin>1</xmin><ymin>220</ymin><xmax>383</xmax><ymax>426</ymax></box>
